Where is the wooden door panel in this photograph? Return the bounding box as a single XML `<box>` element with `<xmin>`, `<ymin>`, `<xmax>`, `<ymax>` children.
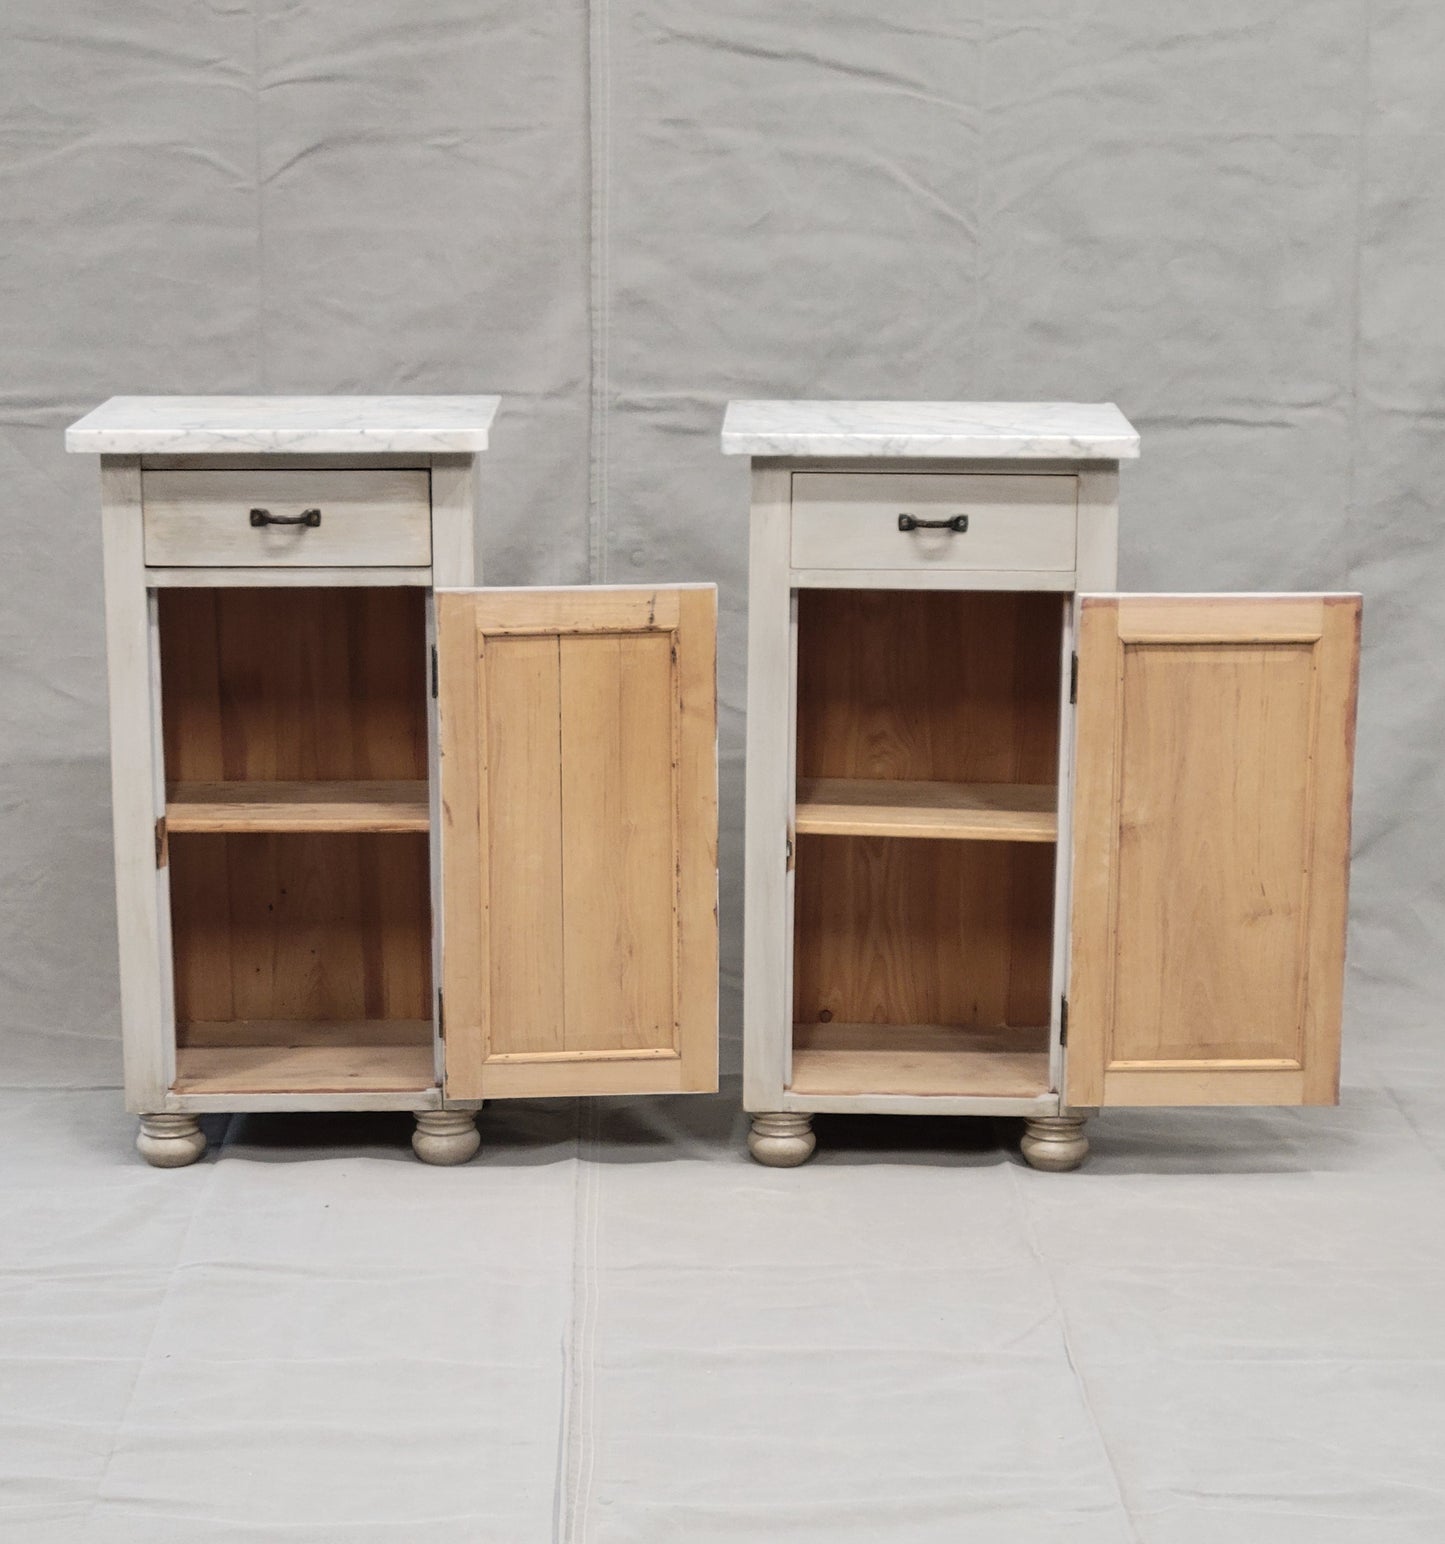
<box><xmin>439</xmin><ymin>586</ymin><xmax>718</xmax><ymax>1100</ymax></box>
<box><xmin>1067</xmin><ymin>594</ymin><xmax>1359</xmax><ymax>1107</ymax></box>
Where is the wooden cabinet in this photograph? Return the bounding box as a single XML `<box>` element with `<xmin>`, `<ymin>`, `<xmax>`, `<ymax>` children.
<box><xmin>724</xmin><ymin>401</ymin><xmax>1360</xmax><ymax>1169</ymax></box>
<box><xmin>69</xmin><ymin>398</ymin><xmax>719</xmax><ymax>1166</ymax></box>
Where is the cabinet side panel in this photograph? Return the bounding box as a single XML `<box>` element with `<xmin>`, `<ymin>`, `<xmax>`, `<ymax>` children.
<box><xmin>101</xmin><ymin>458</ymin><xmax>172</xmax><ymax>1111</ymax></box>
<box><xmin>743</xmin><ymin>468</ymin><xmax>795</xmax><ymax>1110</ymax></box>
<box><xmin>559</xmin><ymin>632</ymin><xmax>677</xmax><ymax>1053</ymax></box>
<box><xmin>483</xmin><ymin>637</ymin><xmax>566</xmax><ymax>1057</ymax></box>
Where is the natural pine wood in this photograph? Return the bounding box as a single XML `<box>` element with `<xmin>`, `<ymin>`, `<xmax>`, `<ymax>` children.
<box><xmin>158</xmin><ymin>587</ymin><xmax>429</xmax><ymax>783</ymax></box>
<box><xmin>1067</xmin><ymin>593</ymin><xmax>1360</xmax><ymax>1107</ymax></box>
<box><xmin>174</xmin><ymin>1019</ymin><xmax>433</xmax><ymax>1093</ymax></box>
<box><xmin>792</xmin><ymin>834</ymin><xmax>1055</xmax><ymax>1034</ymax></box>
<box><xmin>796</xmin><ymin>589</ymin><xmax>1062</xmax><ymax>784</ymax></box>
<box><xmin>795</xmin><ymin>778</ymin><xmax>1058</xmax><ymax>842</ymax></box>
<box><xmin>789</xmin><ymin>1022</ymin><xmax>1050</xmax><ymax>1098</ymax></box>
<box><xmin>169</xmin><ymin>832</ymin><xmax>432</xmax><ymax>1026</ymax></box>
<box><xmin>166</xmin><ymin>780</ymin><xmax>429</xmax><ymax>833</ymax></box>
<box><xmin>439</xmin><ymin>586</ymin><xmax>718</xmax><ymax>1100</ymax></box>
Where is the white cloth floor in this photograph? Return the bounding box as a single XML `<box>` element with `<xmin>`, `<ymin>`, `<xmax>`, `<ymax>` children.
<box><xmin>3</xmin><ymin>1027</ymin><xmax>1444</xmax><ymax>1543</ymax></box>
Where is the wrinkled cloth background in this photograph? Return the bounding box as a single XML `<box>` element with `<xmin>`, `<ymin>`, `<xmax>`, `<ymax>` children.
<box><xmin>2</xmin><ymin>3</ymin><xmax>1444</xmax><ymax>1541</ymax></box>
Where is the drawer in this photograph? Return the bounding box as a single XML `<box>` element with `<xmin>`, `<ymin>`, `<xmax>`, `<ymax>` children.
<box><xmin>141</xmin><ymin>469</ymin><xmax>432</xmax><ymax>568</ymax></box>
<box><xmin>790</xmin><ymin>473</ymin><xmax>1077</xmax><ymax>574</ymax></box>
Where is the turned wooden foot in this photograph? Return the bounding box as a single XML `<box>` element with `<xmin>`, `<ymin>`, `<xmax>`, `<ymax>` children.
<box><xmin>748</xmin><ymin>1112</ymin><xmax>816</xmax><ymax>1167</ymax></box>
<box><xmin>1020</xmin><ymin>1115</ymin><xmax>1089</xmax><ymax>1172</ymax></box>
<box><xmin>412</xmin><ymin>1110</ymin><xmax>480</xmax><ymax>1166</ymax></box>
<box><xmin>136</xmin><ymin>1114</ymin><xmax>206</xmax><ymax>1168</ymax></box>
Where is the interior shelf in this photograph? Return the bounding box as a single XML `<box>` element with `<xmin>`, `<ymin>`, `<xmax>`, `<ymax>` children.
<box><xmin>166</xmin><ymin>780</ymin><xmax>430</xmax><ymax>834</ymax></box>
<box><xmin>794</xmin><ymin>778</ymin><xmax>1058</xmax><ymax>842</ymax></box>
<box><xmin>173</xmin><ymin>1019</ymin><xmax>435</xmax><ymax>1094</ymax></box>
<box><xmin>789</xmin><ymin>1022</ymin><xmax>1051</xmax><ymax>1098</ymax></box>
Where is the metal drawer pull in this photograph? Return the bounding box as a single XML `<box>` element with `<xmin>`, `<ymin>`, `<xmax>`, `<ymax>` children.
<box><xmin>897</xmin><ymin>512</ymin><xmax>968</xmax><ymax>533</ymax></box>
<box><xmin>250</xmin><ymin>507</ymin><xmax>322</xmax><ymax>528</ymax></box>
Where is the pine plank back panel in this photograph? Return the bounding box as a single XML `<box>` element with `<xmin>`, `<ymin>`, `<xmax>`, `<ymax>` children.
<box><xmin>1067</xmin><ymin>594</ymin><xmax>1360</xmax><ymax>1107</ymax></box>
<box><xmin>169</xmin><ymin>831</ymin><xmax>432</xmax><ymax>1024</ymax></box>
<box><xmin>158</xmin><ymin>587</ymin><xmax>428</xmax><ymax>782</ymax></box>
<box><xmin>791</xmin><ymin>589</ymin><xmax>1062</xmax><ymax>1035</ymax></box>
<box><xmin>439</xmin><ymin>586</ymin><xmax>718</xmax><ymax>1099</ymax></box>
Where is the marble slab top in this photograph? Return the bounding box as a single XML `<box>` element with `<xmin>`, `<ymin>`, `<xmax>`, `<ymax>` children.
<box><xmin>721</xmin><ymin>401</ymin><xmax>1139</xmax><ymax>460</ymax></box>
<box><xmin>66</xmin><ymin>395</ymin><xmax>500</xmax><ymax>454</ymax></box>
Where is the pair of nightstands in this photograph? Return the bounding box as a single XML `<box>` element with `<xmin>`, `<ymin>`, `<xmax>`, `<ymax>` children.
<box><xmin>68</xmin><ymin>396</ymin><xmax>1359</xmax><ymax>1170</ymax></box>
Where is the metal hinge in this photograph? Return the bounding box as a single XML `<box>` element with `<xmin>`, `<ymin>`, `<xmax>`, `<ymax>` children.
<box><xmin>154</xmin><ymin>817</ymin><xmax>168</xmax><ymax>869</ymax></box>
<box><xmin>431</xmin><ymin>644</ymin><xmax>439</xmax><ymax>699</ymax></box>
<box><xmin>1059</xmin><ymin>996</ymin><xmax>1069</xmax><ymax>1046</ymax></box>
<box><xmin>1069</xmin><ymin>652</ymin><xmax>1078</xmax><ymax>705</ymax></box>
<box><xmin>437</xmin><ymin>991</ymin><xmax>445</xmax><ymax>1040</ymax></box>
<box><xmin>785</xmin><ymin>835</ymin><xmax>794</xmax><ymax>870</ymax></box>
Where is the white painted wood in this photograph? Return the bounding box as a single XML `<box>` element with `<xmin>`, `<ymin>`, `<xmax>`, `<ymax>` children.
<box><xmin>1020</xmin><ymin>1114</ymin><xmax>1089</xmax><ymax>1171</ymax></box>
<box><xmin>100</xmin><ymin>457</ymin><xmax>173</xmax><ymax>1115</ymax></box>
<box><xmin>429</xmin><ymin>454</ymin><xmax>476</xmax><ymax>1103</ymax></box>
<box><xmin>743</xmin><ymin>465</ymin><xmax>794</xmax><ymax>1114</ymax></box>
<box><xmin>428</xmin><ymin>454</ymin><xmax>479</xmax><ymax>588</ymax></box>
<box><xmin>163</xmin><ymin>1087</ymin><xmax>444</xmax><ymax>1114</ymax></box>
<box><xmin>1075</xmin><ymin>467</ymin><xmax>1120</xmax><ymax>589</ymax></box>
<box><xmin>144</xmin><ymin>566</ymin><xmax>433</xmax><ymax>588</ymax></box>
<box><xmin>412</xmin><ymin>1110</ymin><xmax>481</xmax><ymax>1165</ymax></box>
<box><xmin>1048</xmin><ymin>598</ymin><xmax>1075</xmax><ymax>1098</ymax></box>
<box><xmin>136</xmin><ymin>1114</ymin><xmax>206</xmax><ymax>1167</ymax></box>
<box><xmin>790</xmin><ymin>472</ymin><xmax>1077</xmax><ymax>574</ymax></box>
<box><xmin>141</xmin><ymin>469</ymin><xmax>432</xmax><ymax>568</ymax></box>
<box><xmin>747</xmin><ymin>1112</ymin><xmax>815</xmax><ymax>1167</ymax></box>
<box><xmin>141</xmin><ymin>453</ymin><xmax>432</xmax><ymax>472</ymax></box>
<box><xmin>67</xmin><ymin>394</ymin><xmax>500</xmax><ymax>455</ymax></box>
<box><xmin>791</xmin><ymin>568</ymin><xmax>1077</xmax><ymax>592</ymax></box>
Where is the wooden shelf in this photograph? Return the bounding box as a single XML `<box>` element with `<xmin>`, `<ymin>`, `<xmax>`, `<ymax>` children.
<box><xmin>794</xmin><ymin>779</ymin><xmax>1058</xmax><ymax>842</ymax></box>
<box><xmin>166</xmin><ymin>780</ymin><xmax>429</xmax><ymax>834</ymax></box>
<box><xmin>173</xmin><ymin>1019</ymin><xmax>435</xmax><ymax>1095</ymax></box>
<box><xmin>789</xmin><ymin>1022</ymin><xmax>1051</xmax><ymax>1098</ymax></box>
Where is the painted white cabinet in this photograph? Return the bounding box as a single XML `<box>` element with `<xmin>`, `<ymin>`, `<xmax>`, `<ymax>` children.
<box><xmin>69</xmin><ymin>397</ymin><xmax>718</xmax><ymax>1166</ymax></box>
<box><xmin>725</xmin><ymin>401</ymin><xmax>1360</xmax><ymax>1169</ymax></box>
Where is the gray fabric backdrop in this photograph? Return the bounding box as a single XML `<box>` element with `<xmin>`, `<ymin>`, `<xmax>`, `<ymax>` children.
<box><xmin>2</xmin><ymin>0</ymin><xmax>1441</xmax><ymax>1087</ymax></box>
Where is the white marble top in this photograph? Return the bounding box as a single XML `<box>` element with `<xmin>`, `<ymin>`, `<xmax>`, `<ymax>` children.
<box><xmin>720</xmin><ymin>401</ymin><xmax>1139</xmax><ymax>460</ymax></box>
<box><xmin>65</xmin><ymin>395</ymin><xmax>500</xmax><ymax>454</ymax></box>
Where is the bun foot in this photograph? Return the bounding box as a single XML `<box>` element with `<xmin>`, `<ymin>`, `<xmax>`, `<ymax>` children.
<box><xmin>136</xmin><ymin>1114</ymin><xmax>207</xmax><ymax>1168</ymax></box>
<box><xmin>412</xmin><ymin>1110</ymin><xmax>480</xmax><ymax>1166</ymax></box>
<box><xmin>748</xmin><ymin>1112</ymin><xmax>816</xmax><ymax>1168</ymax></box>
<box><xmin>1021</xmin><ymin>1115</ymin><xmax>1089</xmax><ymax>1172</ymax></box>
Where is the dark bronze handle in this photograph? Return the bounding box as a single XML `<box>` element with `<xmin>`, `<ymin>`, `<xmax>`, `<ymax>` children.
<box><xmin>898</xmin><ymin>513</ymin><xmax>968</xmax><ymax>533</ymax></box>
<box><xmin>250</xmin><ymin>507</ymin><xmax>321</xmax><ymax>528</ymax></box>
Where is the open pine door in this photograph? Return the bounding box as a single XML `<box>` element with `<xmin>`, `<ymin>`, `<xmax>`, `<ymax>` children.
<box><xmin>1066</xmin><ymin>594</ymin><xmax>1360</xmax><ymax>1107</ymax></box>
<box><xmin>437</xmin><ymin>586</ymin><xmax>718</xmax><ymax>1100</ymax></box>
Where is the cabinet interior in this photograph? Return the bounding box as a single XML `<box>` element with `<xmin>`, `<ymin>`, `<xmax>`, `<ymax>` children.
<box><xmin>158</xmin><ymin>588</ymin><xmax>434</xmax><ymax>1094</ymax></box>
<box><xmin>791</xmin><ymin>589</ymin><xmax>1063</xmax><ymax>1097</ymax></box>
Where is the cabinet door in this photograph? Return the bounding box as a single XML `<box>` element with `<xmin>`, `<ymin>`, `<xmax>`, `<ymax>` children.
<box><xmin>1067</xmin><ymin>594</ymin><xmax>1360</xmax><ymax>1107</ymax></box>
<box><xmin>437</xmin><ymin>586</ymin><xmax>717</xmax><ymax>1100</ymax></box>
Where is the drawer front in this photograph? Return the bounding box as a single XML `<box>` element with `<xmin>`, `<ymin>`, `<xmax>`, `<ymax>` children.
<box><xmin>790</xmin><ymin>473</ymin><xmax>1077</xmax><ymax>573</ymax></box>
<box><xmin>141</xmin><ymin>470</ymin><xmax>432</xmax><ymax>568</ymax></box>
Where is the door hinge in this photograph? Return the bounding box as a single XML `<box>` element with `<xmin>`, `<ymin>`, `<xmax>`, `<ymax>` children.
<box><xmin>785</xmin><ymin>835</ymin><xmax>795</xmax><ymax>870</ymax></box>
<box><xmin>154</xmin><ymin>817</ymin><xmax>168</xmax><ymax>869</ymax></box>
<box><xmin>1069</xmin><ymin>651</ymin><xmax>1078</xmax><ymax>705</ymax></box>
<box><xmin>1059</xmin><ymin>996</ymin><xmax>1069</xmax><ymax>1047</ymax></box>
<box><xmin>437</xmin><ymin>991</ymin><xmax>445</xmax><ymax>1040</ymax></box>
<box><xmin>431</xmin><ymin>644</ymin><xmax>439</xmax><ymax>699</ymax></box>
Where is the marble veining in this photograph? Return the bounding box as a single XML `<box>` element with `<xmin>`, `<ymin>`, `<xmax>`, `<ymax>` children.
<box><xmin>66</xmin><ymin>395</ymin><xmax>500</xmax><ymax>455</ymax></box>
<box><xmin>721</xmin><ymin>400</ymin><xmax>1139</xmax><ymax>460</ymax></box>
